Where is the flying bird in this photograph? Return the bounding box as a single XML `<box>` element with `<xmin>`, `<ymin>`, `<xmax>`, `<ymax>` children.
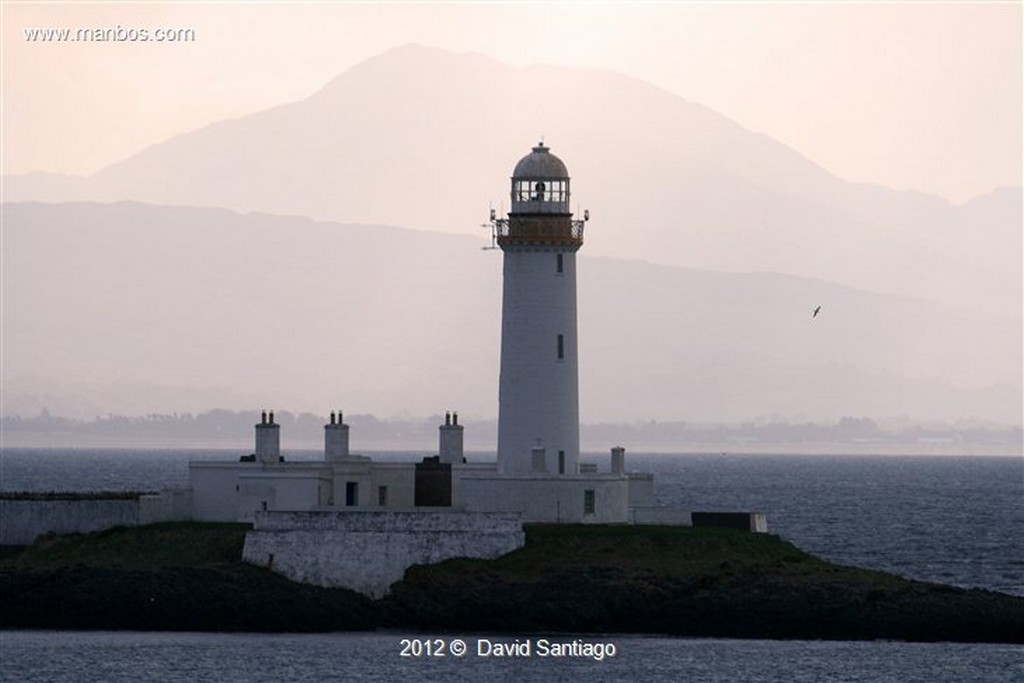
<box><xmin>812</xmin><ymin>305</ymin><xmax>822</xmax><ymax>318</ymax></box>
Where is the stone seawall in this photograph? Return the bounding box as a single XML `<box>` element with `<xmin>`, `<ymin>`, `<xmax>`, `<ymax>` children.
<box><xmin>0</xmin><ymin>491</ymin><xmax>192</xmax><ymax>545</ymax></box>
<box><xmin>242</xmin><ymin>509</ymin><xmax>525</xmax><ymax>598</ymax></box>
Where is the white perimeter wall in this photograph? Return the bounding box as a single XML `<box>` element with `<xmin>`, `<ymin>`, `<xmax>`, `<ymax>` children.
<box><xmin>242</xmin><ymin>510</ymin><xmax>525</xmax><ymax>598</ymax></box>
<box><xmin>630</xmin><ymin>507</ymin><xmax>692</xmax><ymax>525</ymax></box>
<box><xmin>0</xmin><ymin>491</ymin><xmax>191</xmax><ymax>545</ymax></box>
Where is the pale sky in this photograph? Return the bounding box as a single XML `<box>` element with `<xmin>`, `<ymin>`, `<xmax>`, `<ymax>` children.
<box><xmin>2</xmin><ymin>2</ymin><xmax>1021</xmax><ymax>204</ymax></box>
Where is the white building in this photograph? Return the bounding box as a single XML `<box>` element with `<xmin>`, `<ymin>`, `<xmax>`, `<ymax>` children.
<box><xmin>189</xmin><ymin>144</ymin><xmax>658</xmax><ymax>525</ymax></box>
<box><xmin>189</xmin><ymin>409</ymin><xmax>655</xmax><ymax>525</ymax></box>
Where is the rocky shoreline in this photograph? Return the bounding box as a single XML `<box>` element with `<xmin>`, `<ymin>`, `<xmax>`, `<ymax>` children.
<box><xmin>2</xmin><ymin>523</ymin><xmax>1022</xmax><ymax>642</ymax></box>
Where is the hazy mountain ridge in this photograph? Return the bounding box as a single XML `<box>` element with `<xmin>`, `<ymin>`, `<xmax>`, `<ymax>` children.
<box><xmin>3</xmin><ymin>45</ymin><xmax>1018</xmax><ymax>317</ymax></box>
<box><xmin>3</xmin><ymin>201</ymin><xmax>1018</xmax><ymax>426</ymax></box>
<box><xmin>3</xmin><ymin>46</ymin><xmax>1018</xmax><ymax>427</ymax></box>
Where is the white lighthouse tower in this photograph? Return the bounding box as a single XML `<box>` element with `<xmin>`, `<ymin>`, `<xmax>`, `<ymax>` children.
<box><xmin>491</xmin><ymin>143</ymin><xmax>589</xmax><ymax>476</ymax></box>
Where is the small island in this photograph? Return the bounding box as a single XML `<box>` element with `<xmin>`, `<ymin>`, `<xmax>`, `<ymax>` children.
<box><xmin>2</xmin><ymin>522</ymin><xmax>1021</xmax><ymax>643</ymax></box>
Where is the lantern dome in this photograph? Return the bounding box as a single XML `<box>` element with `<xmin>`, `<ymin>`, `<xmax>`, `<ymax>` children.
<box><xmin>512</xmin><ymin>142</ymin><xmax>568</xmax><ymax>180</ymax></box>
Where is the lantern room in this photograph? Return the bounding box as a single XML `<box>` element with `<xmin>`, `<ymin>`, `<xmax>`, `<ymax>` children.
<box><xmin>490</xmin><ymin>142</ymin><xmax>587</xmax><ymax>249</ymax></box>
<box><xmin>510</xmin><ymin>142</ymin><xmax>571</xmax><ymax>215</ymax></box>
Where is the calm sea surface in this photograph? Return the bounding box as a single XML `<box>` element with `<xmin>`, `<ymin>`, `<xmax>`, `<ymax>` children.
<box><xmin>1</xmin><ymin>631</ymin><xmax>1021</xmax><ymax>683</ymax></box>
<box><xmin>1</xmin><ymin>449</ymin><xmax>1021</xmax><ymax>681</ymax></box>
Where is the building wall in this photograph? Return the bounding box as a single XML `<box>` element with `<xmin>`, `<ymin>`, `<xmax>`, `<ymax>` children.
<box><xmin>628</xmin><ymin>472</ymin><xmax>655</xmax><ymax>507</ymax></box>
<box><xmin>190</xmin><ymin>458</ymin><xmax>398</xmax><ymax>521</ymax></box>
<box><xmin>332</xmin><ymin>470</ymin><xmax>372</xmax><ymax>507</ymax></box>
<box><xmin>238</xmin><ymin>471</ymin><xmax>329</xmax><ymax>521</ymax></box>
<box><xmin>370</xmin><ymin>464</ymin><xmax>416</xmax><ymax>508</ymax></box>
<box><xmin>450</xmin><ymin>462</ymin><xmax>497</xmax><ymax>507</ymax></box>
<box><xmin>189</xmin><ymin>462</ymin><xmax>252</xmax><ymax>521</ymax></box>
<box><xmin>241</xmin><ymin>510</ymin><xmax>525</xmax><ymax>598</ymax></box>
<box><xmin>189</xmin><ymin>454</ymin><xmax>652</xmax><ymax>527</ymax></box>
<box><xmin>459</xmin><ymin>474</ymin><xmax>629</xmax><ymax>523</ymax></box>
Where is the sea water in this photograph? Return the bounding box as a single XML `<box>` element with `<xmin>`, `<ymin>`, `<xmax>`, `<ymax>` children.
<box><xmin>0</xmin><ymin>631</ymin><xmax>1021</xmax><ymax>682</ymax></box>
<box><xmin>1</xmin><ymin>450</ymin><xmax>1022</xmax><ymax>681</ymax></box>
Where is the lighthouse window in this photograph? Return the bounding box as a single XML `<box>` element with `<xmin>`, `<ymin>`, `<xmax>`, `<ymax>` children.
<box><xmin>584</xmin><ymin>490</ymin><xmax>595</xmax><ymax>515</ymax></box>
<box><xmin>556</xmin><ymin>253</ymin><xmax>564</xmax><ymax>274</ymax></box>
<box><xmin>512</xmin><ymin>180</ymin><xmax>568</xmax><ymax>204</ymax></box>
<box><xmin>557</xmin><ymin>334</ymin><xmax>564</xmax><ymax>360</ymax></box>
<box><xmin>513</xmin><ymin>180</ymin><xmax>533</xmax><ymax>202</ymax></box>
<box><xmin>558</xmin><ymin>450</ymin><xmax>565</xmax><ymax>474</ymax></box>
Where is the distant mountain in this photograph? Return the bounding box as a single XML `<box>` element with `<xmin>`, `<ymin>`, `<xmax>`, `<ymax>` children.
<box><xmin>4</xmin><ymin>45</ymin><xmax>1019</xmax><ymax>318</ymax></box>
<box><xmin>3</xmin><ymin>202</ymin><xmax>1018</xmax><ymax>425</ymax></box>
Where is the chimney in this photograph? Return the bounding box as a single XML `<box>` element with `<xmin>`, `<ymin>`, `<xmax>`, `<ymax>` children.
<box><xmin>255</xmin><ymin>409</ymin><xmax>281</xmax><ymax>464</ymax></box>
<box><xmin>325</xmin><ymin>409</ymin><xmax>350</xmax><ymax>461</ymax></box>
<box><xmin>438</xmin><ymin>410</ymin><xmax>464</xmax><ymax>465</ymax></box>
<box><xmin>611</xmin><ymin>446</ymin><xmax>626</xmax><ymax>475</ymax></box>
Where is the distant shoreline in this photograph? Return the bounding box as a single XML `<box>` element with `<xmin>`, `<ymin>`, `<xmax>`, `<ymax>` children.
<box><xmin>2</xmin><ymin>439</ymin><xmax>1020</xmax><ymax>458</ymax></box>
<box><xmin>3</xmin><ymin>409</ymin><xmax>1020</xmax><ymax>457</ymax></box>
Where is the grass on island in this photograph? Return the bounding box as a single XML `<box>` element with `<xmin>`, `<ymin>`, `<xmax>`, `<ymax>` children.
<box><xmin>4</xmin><ymin>521</ymin><xmax>1020</xmax><ymax>641</ymax></box>
<box><xmin>4</xmin><ymin>520</ymin><xmax>898</xmax><ymax>590</ymax></box>
<box><xmin>5</xmin><ymin>521</ymin><xmax>826</xmax><ymax>577</ymax></box>
<box><xmin>400</xmin><ymin>523</ymin><xmax>860</xmax><ymax>586</ymax></box>
<box><xmin>2</xmin><ymin>522</ymin><xmax>251</xmax><ymax>570</ymax></box>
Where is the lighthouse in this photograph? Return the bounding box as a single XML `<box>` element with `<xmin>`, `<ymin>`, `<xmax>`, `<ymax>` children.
<box><xmin>187</xmin><ymin>141</ymin><xmax>662</xmax><ymax>530</ymax></box>
<box><xmin>491</xmin><ymin>143</ymin><xmax>589</xmax><ymax>476</ymax></box>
